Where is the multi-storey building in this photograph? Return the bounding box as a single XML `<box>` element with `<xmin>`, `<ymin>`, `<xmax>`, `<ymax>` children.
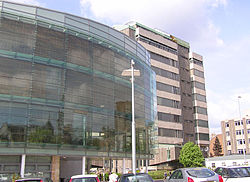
<box><xmin>0</xmin><ymin>1</ymin><xmax>157</xmax><ymax>181</ymax></box>
<box><xmin>190</xmin><ymin>52</ymin><xmax>209</xmax><ymax>156</ymax></box>
<box><xmin>221</xmin><ymin>115</ymin><xmax>250</xmax><ymax>155</ymax></box>
<box><xmin>116</xmin><ymin>22</ymin><xmax>209</xmax><ymax>168</ymax></box>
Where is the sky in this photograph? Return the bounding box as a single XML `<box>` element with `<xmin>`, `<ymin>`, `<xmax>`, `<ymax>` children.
<box><xmin>8</xmin><ymin>0</ymin><xmax>250</xmax><ymax>135</ymax></box>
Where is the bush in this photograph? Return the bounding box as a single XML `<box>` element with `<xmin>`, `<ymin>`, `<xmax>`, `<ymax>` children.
<box><xmin>148</xmin><ymin>170</ymin><xmax>165</xmax><ymax>179</ymax></box>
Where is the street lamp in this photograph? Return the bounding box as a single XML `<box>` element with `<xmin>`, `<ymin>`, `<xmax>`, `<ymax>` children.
<box><xmin>122</xmin><ymin>59</ymin><xmax>140</xmax><ymax>174</ymax></box>
<box><xmin>238</xmin><ymin>96</ymin><xmax>246</xmax><ymax>163</ymax></box>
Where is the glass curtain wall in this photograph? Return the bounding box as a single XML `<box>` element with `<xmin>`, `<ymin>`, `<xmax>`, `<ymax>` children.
<box><xmin>0</xmin><ymin>2</ymin><xmax>156</xmax><ymax>158</ymax></box>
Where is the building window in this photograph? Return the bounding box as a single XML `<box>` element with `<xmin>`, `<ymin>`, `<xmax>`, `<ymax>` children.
<box><xmin>158</xmin><ymin>112</ymin><xmax>180</xmax><ymax>123</ymax></box>
<box><xmin>193</xmin><ymin>93</ymin><xmax>207</xmax><ymax>102</ymax></box>
<box><xmin>228</xmin><ymin>150</ymin><xmax>231</xmax><ymax>155</ymax></box>
<box><xmin>157</xmin><ymin>97</ymin><xmax>180</xmax><ymax>108</ymax></box>
<box><xmin>238</xmin><ymin>149</ymin><xmax>244</xmax><ymax>154</ymax></box>
<box><xmin>195</xmin><ymin>119</ymin><xmax>208</xmax><ymax>128</ymax></box>
<box><xmin>156</xmin><ymin>82</ymin><xmax>180</xmax><ymax>94</ymax></box>
<box><xmin>226</xmin><ymin>132</ymin><xmax>230</xmax><ymax>136</ymax></box>
<box><xmin>236</xmin><ymin>130</ymin><xmax>242</xmax><ymax>135</ymax></box>
<box><xmin>226</xmin><ymin>123</ymin><xmax>229</xmax><ymax>127</ymax></box>
<box><xmin>192</xmin><ymin>81</ymin><xmax>205</xmax><ymax>90</ymax></box>
<box><xmin>227</xmin><ymin>141</ymin><xmax>231</xmax><ymax>146</ymax></box>
<box><xmin>246</xmin><ymin>119</ymin><xmax>250</xmax><ymax>124</ymax></box>
<box><xmin>235</xmin><ymin>121</ymin><xmax>241</xmax><ymax>126</ymax></box>
<box><xmin>158</xmin><ymin>128</ymin><xmax>183</xmax><ymax>138</ymax></box>
<box><xmin>248</xmin><ymin>129</ymin><xmax>250</xmax><ymax>134</ymax></box>
<box><xmin>237</xmin><ymin>139</ymin><xmax>245</xmax><ymax>145</ymax></box>
<box><xmin>212</xmin><ymin>163</ymin><xmax>215</xmax><ymax>168</ymax></box>
<box><xmin>193</xmin><ymin>106</ymin><xmax>208</xmax><ymax>115</ymax></box>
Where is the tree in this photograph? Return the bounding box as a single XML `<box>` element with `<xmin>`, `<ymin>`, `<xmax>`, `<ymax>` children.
<box><xmin>179</xmin><ymin>142</ymin><xmax>204</xmax><ymax>167</ymax></box>
<box><xmin>213</xmin><ymin>136</ymin><xmax>223</xmax><ymax>156</ymax></box>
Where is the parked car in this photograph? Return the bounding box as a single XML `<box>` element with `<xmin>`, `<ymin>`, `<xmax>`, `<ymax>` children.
<box><xmin>15</xmin><ymin>177</ymin><xmax>53</xmax><ymax>182</ymax></box>
<box><xmin>69</xmin><ymin>174</ymin><xmax>100</xmax><ymax>182</ymax></box>
<box><xmin>166</xmin><ymin>167</ymin><xmax>223</xmax><ymax>182</ymax></box>
<box><xmin>215</xmin><ymin>166</ymin><xmax>250</xmax><ymax>181</ymax></box>
<box><xmin>118</xmin><ymin>173</ymin><xmax>153</xmax><ymax>182</ymax></box>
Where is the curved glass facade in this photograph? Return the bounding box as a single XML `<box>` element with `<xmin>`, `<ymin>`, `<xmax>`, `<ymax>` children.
<box><xmin>0</xmin><ymin>1</ymin><xmax>156</xmax><ymax>159</ymax></box>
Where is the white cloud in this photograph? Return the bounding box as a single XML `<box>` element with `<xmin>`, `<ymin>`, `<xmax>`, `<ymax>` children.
<box><xmin>6</xmin><ymin>0</ymin><xmax>41</xmax><ymax>6</ymax></box>
<box><xmin>80</xmin><ymin>0</ymin><xmax>226</xmax><ymax>51</ymax></box>
<box><xmin>79</xmin><ymin>0</ymin><xmax>250</xmax><ymax>136</ymax></box>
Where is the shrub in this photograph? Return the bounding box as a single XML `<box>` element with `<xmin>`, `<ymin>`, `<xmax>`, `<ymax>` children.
<box><xmin>148</xmin><ymin>170</ymin><xmax>165</xmax><ymax>179</ymax></box>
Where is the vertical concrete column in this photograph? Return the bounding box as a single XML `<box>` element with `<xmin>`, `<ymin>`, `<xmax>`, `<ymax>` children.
<box><xmin>122</xmin><ymin>158</ymin><xmax>125</xmax><ymax>174</ymax></box>
<box><xmin>51</xmin><ymin>156</ymin><xmax>60</xmax><ymax>182</ymax></box>
<box><xmin>20</xmin><ymin>154</ymin><xmax>26</xmax><ymax>178</ymax></box>
<box><xmin>141</xmin><ymin>160</ymin><xmax>144</xmax><ymax>172</ymax></box>
<box><xmin>146</xmin><ymin>160</ymin><xmax>148</xmax><ymax>173</ymax></box>
<box><xmin>82</xmin><ymin>156</ymin><xmax>86</xmax><ymax>175</ymax></box>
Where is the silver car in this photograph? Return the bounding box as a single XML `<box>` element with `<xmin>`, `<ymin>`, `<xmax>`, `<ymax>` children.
<box><xmin>166</xmin><ymin>167</ymin><xmax>223</xmax><ymax>182</ymax></box>
<box><xmin>215</xmin><ymin>166</ymin><xmax>250</xmax><ymax>182</ymax></box>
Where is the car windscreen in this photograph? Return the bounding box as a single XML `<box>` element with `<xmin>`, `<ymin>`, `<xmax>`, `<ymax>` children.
<box><xmin>71</xmin><ymin>178</ymin><xmax>97</xmax><ymax>182</ymax></box>
<box><xmin>230</xmin><ymin>168</ymin><xmax>250</xmax><ymax>177</ymax></box>
<box><xmin>186</xmin><ymin>169</ymin><xmax>215</xmax><ymax>178</ymax></box>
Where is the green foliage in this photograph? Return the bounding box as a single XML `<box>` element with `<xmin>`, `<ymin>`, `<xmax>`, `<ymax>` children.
<box><xmin>213</xmin><ymin>136</ymin><xmax>223</xmax><ymax>156</ymax></box>
<box><xmin>104</xmin><ymin>172</ymin><xmax>109</xmax><ymax>181</ymax></box>
<box><xmin>12</xmin><ymin>173</ymin><xmax>20</xmax><ymax>182</ymax></box>
<box><xmin>148</xmin><ymin>170</ymin><xmax>165</xmax><ymax>179</ymax></box>
<box><xmin>179</xmin><ymin>142</ymin><xmax>205</xmax><ymax>167</ymax></box>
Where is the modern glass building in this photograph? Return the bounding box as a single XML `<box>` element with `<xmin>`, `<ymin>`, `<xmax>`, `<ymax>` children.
<box><xmin>0</xmin><ymin>1</ymin><xmax>157</xmax><ymax>181</ymax></box>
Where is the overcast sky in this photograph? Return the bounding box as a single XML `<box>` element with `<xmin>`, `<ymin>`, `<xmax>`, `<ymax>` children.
<box><xmin>9</xmin><ymin>0</ymin><xmax>250</xmax><ymax>134</ymax></box>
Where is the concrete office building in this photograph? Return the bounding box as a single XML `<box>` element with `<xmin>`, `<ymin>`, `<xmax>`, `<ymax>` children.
<box><xmin>116</xmin><ymin>22</ymin><xmax>209</xmax><ymax>168</ymax></box>
<box><xmin>221</xmin><ymin>115</ymin><xmax>250</xmax><ymax>156</ymax></box>
<box><xmin>189</xmin><ymin>52</ymin><xmax>209</xmax><ymax>156</ymax></box>
<box><xmin>0</xmin><ymin>1</ymin><xmax>157</xmax><ymax>181</ymax></box>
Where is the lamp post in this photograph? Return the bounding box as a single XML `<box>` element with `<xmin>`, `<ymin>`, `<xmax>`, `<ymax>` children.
<box><xmin>238</xmin><ymin>96</ymin><xmax>246</xmax><ymax>163</ymax></box>
<box><xmin>122</xmin><ymin>59</ymin><xmax>140</xmax><ymax>174</ymax></box>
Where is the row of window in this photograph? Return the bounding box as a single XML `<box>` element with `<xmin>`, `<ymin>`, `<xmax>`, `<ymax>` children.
<box><xmin>193</xmin><ymin>106</ymin><xmax>208</xmax><ymax>115</ymax></box>
<box><xmin>138</xmin><ymin>35</ymin><xmax>177</xmax><ymax>55</ymax></box>
<box><xmin>190</xmin><ymin>58</ymin><xmax>203</xmax><ymax>66</ymax></box>
<box><xmin>191</xmin><ymin>69</ymin><xmax>204</xmax><ymax>78</ymax></box>
<box><xmin>152</xmin><ymin>66</ymin><xmax>179</xmax><ymax>81</ymax></box>
<box><xmin>196</xmin><ymin>133</ymin><xmax>209</xmax><ymax>141</ymax></box>
<box><xmin>157</xmin><ymin>97</ymin><xmax>180</xmax><ymax>108</ymax></box>
<box><xmin>158</xmin><ymin>128</ymin><xmax>183</xmax><ymax>138</ymax></box>
<box><xmin>193</xmin><ymin>93</ymin><xmax>206</xmax><ymax>102</ymax></box>
<box><xmin>156</xmin><ymin>82</ymin><xmax>180</xmax><ymax>94</ymax></box>
<box><xmin>192</xmin><ymin>81</ymin><xmax>206</xmax><ymax>90</ymax></box>
<box><xmin>158</xmin><ymin>112</ymin><xmax>180</xmax><ymax>123</ymax></box>
<box><xmin>225</xmin><ymin>119</ymin><xmax>250</xmax><ymax>127</ymax></box>
<box><xmin>195</xmin><ymin>119</ymin><xmax>209</xmax><ymax>128</ymax></box>
<box><xmin>150</xmin><ymin>51</ymin><xmax>178</xmax><ymax>67</ymax></box>
<box><xmin>227</xmin><ymin>138</ymin><xmax>250</xmax><ymax>146</ymax></box>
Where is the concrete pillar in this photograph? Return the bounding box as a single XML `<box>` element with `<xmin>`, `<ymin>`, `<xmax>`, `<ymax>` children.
<box><xmin>82</xmin><ymin>156</ymin><xmax>86</xmax><ymax>175</ymax></box>
<box><xmin>123</xmin><ymin>158</ymin><xmax>126</xmax><ymax>174</ymax></box>
<box><xmin>51</xmin><ymin>156</ymin><xmax>60</xmax><ymax>182</ymax></box>
<box><xmin>20</xmin><ymin>154</ymin><xmax>26</xmax><ymax>178</ymax></box>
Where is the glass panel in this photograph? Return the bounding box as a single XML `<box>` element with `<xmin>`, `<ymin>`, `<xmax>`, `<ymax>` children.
<box><xmin>36</xmin><ymin>8</ymin><xmax>65</xmax><ymax>26</ymax></box>
<box><xmin>3</xmin><ymin>2</ymin><xmax>36</xmax><ymax>18</ymax></box>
